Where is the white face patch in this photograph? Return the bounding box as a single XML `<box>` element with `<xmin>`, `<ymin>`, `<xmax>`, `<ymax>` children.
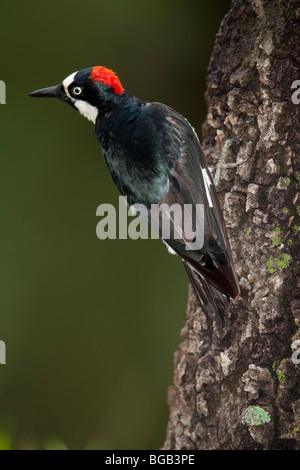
<box><xmin>73</xmin><ymin>100</ymin><xmax>99</xmax><ymax>124</ymax></box>
<box><xmin>62</xmin><ymin>71</ymin><xmax>78</xmax><ymax>98</ymax></box>
<box><xmin>62</xmin><ymin>70</ymin><xmax>98</xmax><ymax>124</ymax></box>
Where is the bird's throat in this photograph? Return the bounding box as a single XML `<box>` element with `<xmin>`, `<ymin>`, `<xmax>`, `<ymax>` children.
<box><xmin>74</xmin><ymin>100</ymin><xmax>99</xmax><ymax>123</ymax></box>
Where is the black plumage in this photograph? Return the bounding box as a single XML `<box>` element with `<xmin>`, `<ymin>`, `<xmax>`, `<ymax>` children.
<box><xmin>29</xmin><ymin>66</ymin><xmax>240</xmax><ymax>326</ymax></box>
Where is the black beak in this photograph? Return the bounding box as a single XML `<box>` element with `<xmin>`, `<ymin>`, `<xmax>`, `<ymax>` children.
<box><xmin>29</xmin><ymin>84</ymin><xmax>61</xmax><ymax>99</ymax></box>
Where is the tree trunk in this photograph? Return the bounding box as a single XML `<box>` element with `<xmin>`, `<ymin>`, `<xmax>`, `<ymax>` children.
<box><xmin>163</xmin><ymin>0</ymin><xmax>300</xmax><ymax>450</ymax></box>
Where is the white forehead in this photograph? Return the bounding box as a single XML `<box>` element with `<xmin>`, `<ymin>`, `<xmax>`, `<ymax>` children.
<box><xmin>62</xmin><ymin>71</ymin><xmax>78</xmax><ymax>97</ymax></box>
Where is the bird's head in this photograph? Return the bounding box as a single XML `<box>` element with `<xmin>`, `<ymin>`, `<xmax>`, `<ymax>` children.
<box><xmin>29</xmin><ymin>66</ymin><xmax>125</xmax><ymax>123</ymax></box>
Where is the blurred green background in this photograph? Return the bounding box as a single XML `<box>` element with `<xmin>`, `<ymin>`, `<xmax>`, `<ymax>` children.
<box><xmin>0</xmin><ymin>0</ymin><xmax>230</xmax><ymax>450</ymax></box>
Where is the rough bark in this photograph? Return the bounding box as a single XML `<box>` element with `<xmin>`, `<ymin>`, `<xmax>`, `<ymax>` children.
<box><xmin>163</xmin><ymin>0</ymin><xmax>300</xmax><ymax>450</ymax></box>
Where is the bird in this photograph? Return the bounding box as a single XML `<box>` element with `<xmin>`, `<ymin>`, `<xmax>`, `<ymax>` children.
<box><xmin>29</xmin><ymin>66</ymin><xmax>240</xmax><ymax>327</ymax></box>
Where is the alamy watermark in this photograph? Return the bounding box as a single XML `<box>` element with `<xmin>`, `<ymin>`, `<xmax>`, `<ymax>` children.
<box><xmin>0</xmin><ymin>340</ymin><xmax>6</xmax><ymax>365</ymax></box>
<box><xmin>1</xmin><ymin>80</ymin><xmax>7</xmax><ymax>364</ymax></box>
<box><xmin>291</xmin><ymin>80</ymin><xmax>300</xmax><ymax>104</ymax></box>
<box><xmin>0</xmin><ymin>80</ymin><xmax>6</xmax><ymax>104</ymax></box>
<box><xmin>96</xmin><ymin>196</ymin><xmax>205</xmax><ymax>250</ymax></box>
<box><xmin>291</xmin><ymin>340</ymin><xmax>300</xmax><ymax>365</ymax></box>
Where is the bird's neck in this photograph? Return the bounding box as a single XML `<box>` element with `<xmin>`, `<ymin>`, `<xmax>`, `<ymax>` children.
<box><xmin>95</xmin><ymin>94</ymin><xmax>142</xmax><ymax>142</ymax></box>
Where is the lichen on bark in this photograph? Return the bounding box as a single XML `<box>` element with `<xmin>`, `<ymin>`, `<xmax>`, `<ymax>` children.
<box><xmin>164</xmin><ymin>0</ymin><xmax>300</xmax><ymax>450</ymax></box>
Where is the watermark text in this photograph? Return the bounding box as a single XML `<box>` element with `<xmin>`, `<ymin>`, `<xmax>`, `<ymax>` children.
<box><xmin>0</xmin><ymin>80</ymin><xmax>6</xmax><ymax>104</ymax></box>
<box><xmin>291</xmin><ymin>80</ymin><xmax>300</xmax><ymax>104</ymax></box>
<box><xmin>291</xmin><ymin>339</ymin><xmax>300</xmax><ymax>365</ymax></box>
<box><xmin>0</xmin><ymin>340</ymin><xmax>6</xmax><ymax>364</ymax></box>
<box><xmin>96</xmin><ymin>196</ymin><xmax>204</xmax><ymax>250</ymax></box>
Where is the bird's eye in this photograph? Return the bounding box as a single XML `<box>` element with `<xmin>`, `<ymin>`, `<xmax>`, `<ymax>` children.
<box><xmin>72</xmin><ymin>86</ymin><xmax>82</xmax><ymax>96</ymax></box>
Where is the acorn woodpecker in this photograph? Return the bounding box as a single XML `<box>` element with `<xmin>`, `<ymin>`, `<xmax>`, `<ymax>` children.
<box><xmin>29</xmin><ymin>66</ymin><xmax>240</xmax><ymax>326</ymax></box>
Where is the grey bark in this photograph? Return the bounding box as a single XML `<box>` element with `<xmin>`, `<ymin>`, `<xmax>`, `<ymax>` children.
<box><xmin>163</xmin><ymin>0</ymin><xmax>300</xmax><ymax>450</ymax></box>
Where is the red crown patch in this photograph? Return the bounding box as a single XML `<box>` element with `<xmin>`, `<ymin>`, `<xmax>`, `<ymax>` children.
<box><xmin>90</xmin><ymin>66</ymin><xmax>124</xmax><ymax>95</ymax></box>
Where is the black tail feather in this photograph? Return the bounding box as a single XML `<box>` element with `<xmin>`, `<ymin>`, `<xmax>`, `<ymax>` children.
<box><xmin>184</xmin><ymin>261</ymin><xmax>230</xmax><ymax>329</ymax></box>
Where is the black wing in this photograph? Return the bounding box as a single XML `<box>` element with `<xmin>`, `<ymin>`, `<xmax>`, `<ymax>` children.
<box><xmin>137</xmin><ymin>102</ymin><xmax>240</xmax><ymax>314</ymax></box>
